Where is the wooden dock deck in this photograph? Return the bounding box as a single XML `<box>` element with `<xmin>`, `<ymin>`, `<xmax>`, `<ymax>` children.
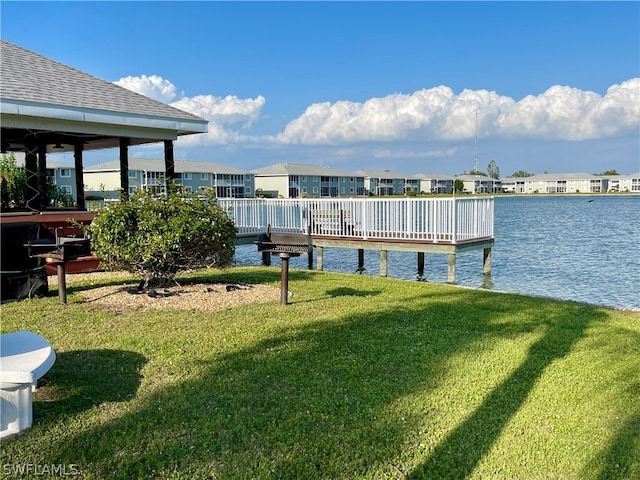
<box><xmin>222</xmin><ymin>197</ymin><xmax>495</xmax><ymax>283</ymax></box>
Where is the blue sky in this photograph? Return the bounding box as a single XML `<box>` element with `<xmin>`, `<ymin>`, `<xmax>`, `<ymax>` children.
<box><xmin>2</xmin><ymin>1</ymin><xmax>639</xmax><ymax>176</ymax></box>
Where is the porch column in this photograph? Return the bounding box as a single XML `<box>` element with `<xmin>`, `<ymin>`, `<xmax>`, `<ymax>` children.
<box><xmin>164</xmin><ymin>140</ymin><xmax>176</xmax><ymax>193</ymax></box>
<box><xmin>119</xmin><ymin>137</ymin><xmax>130</xmax><ymax>200</ymax></box>
<box><xmin>37</xmin><ymin>142</ymin><xmax>47</xmax><ymax>209</ymax></box>
<box><xmin>25</xmin><ymin>135</ymin><xmax>39</xmax><ymax>211</ymax></box>
<box><xmin>74</xmin><ymin>143</ymin><xmax>85</xmax><ymax>209</ymax></box>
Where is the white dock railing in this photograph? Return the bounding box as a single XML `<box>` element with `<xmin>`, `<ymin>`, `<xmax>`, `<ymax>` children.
<box><xmin>218</xmin><ymin>197</ymin><xmax>494</xmax><ymax>244</ymax></box>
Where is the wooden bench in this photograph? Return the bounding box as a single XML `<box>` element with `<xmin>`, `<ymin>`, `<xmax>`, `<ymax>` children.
<box><xmin>0</xmin><ymin>331</ymin><xmax>56</xmax><ymax>438</ymax></box>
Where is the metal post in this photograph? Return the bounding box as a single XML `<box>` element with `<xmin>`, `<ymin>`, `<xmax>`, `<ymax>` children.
<box><xmin>280</xmin><ymin>253</ymin><xmax>291</xmax><ymax>305</ymax></box>
<box><xmin>56</xmin><ymin>262</ymin><xmax>67</xmax><ymax>304</ymax></box>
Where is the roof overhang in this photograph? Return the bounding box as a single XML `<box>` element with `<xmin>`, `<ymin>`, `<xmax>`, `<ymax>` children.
<box><xmin>0</xmin><ymin>99</ymin><xmax>208</xmax><ymax>153</ymax></box>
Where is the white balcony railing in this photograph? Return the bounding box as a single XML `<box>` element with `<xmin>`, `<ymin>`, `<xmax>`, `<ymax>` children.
<box><xmin>218</xmin><ymin>197</ymin><xmax>494</xmax><ymax>244</ymax></box>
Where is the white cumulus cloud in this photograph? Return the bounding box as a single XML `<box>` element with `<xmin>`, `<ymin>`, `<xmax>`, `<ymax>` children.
<box><xmin>276</xmin><ymin>79</ymin><xmax>640</xmax><ymax>144</ymax></box>
<box><xmin>115</xmin><ymin>74</ymin><xmax>639</xmax><ymax>149</ymax></box>
<box><xmin>114</xmin><ymin>75</ymin><xmax>267</xmax><ymax>145</ymax></box>
<box><xmin>114</xmin><ymin>74</ymin><xmax>180</xmax><ymax>103</ymax></box>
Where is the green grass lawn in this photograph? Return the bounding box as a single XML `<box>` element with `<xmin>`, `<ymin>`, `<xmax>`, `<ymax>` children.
<box><xmin>1</xmin><ymin>267</ymin><xmax>639</xmax><ymax>479</ymax></box>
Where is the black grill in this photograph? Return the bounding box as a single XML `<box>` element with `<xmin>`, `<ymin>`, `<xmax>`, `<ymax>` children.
<box><xmin>255</xmin><ymin>232</ymin><xmax>312</xmax><ymax>255</ymax></box>
<box><xmin>255</xmin><ymin>230</ymin><xmax>313</xmax><ymax>305</ymax></box>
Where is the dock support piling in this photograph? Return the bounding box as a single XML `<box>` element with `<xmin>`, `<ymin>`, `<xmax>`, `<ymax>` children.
<box><xmin>380</xmin><ymin>250</ymin><xmax>388</xmax><ymax>277</ymax></box>
<box><xmin>483</xmin><ymin>247</ymin><xmax>492</xmax><ymax>275</ymax></box>
<box><xmin>357</xmin><ymin>249</ymin><xmax>365</xmax><ymax>273</ymax></box>
<box><xmin>317</xmin><ymin>246</ymin><xmax>324</xmax><ymax>271</ymax></box>
<box><xmin>417</xmin><ymin>252</ymin><xmax>425</xmax><ymax>277</ymax></box>
<box><xmin>448</xmin><ymin>253</ymin><xmax>456</xmax><ymax>283</ymax></box>
<box><xmin>261</xmin><ymin>252</ymin><xmax>271</xmax><ymax>266</ymax></box>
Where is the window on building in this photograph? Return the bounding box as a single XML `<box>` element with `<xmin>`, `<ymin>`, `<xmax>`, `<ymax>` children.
<box><xmin>201</xmin><ymin>173</ymin><xmax>208</xmax><ymax>180</ymax></box>
<box><xmin>59</xmin><ymin>169</ymin><xmax>71</xmax><ymax>177</ymax></box>
<box><xmin>60</xmin><ymin>185</ymin><xmax>72</xmax><ymax>195</ymax></box>
<box><xmin>183</xmin><ymin>172</ymin><xmax>192</xmax><ymax>180</ymax></box>
<box><xmin>313</xmin><ymin>187</ymin><xmax>318</xmax><ymax>193</ymax></box>
<box><xmin>129</xmin><ymin>186</ymin><xmax>138</xmax><ymax>194</ymax></box>
<box><xmin>128</xmin><ymin>170</ymin><xmax>137</xmax><ymax>179</ymax></box>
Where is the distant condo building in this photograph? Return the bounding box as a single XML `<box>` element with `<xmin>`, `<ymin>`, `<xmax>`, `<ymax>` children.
<box><xmin>354</xmin><ymin>169</ymin><xmax>407</xmax><ymax>196</ymax></box>
<box><xmin>500</xmin><ymin>172</ymin><xmax>640</xmax><ymax>194</ymax></box>
<box><xmin>83</xmin><ymin>158</ymin><xmax>255</xmax><ymax>198</ymax></box>
<box><xmin>252</xmin><ymin>163</ymin><xmax>365</xmax><ymax>198</ymax></box>
<box><xmin>8</xmin><ymin>154</ymin><xmax>640</xmax><ymax>206</ymax></box>
<box><xmin>413</xmin><ymin>173</ymin><xmax>455</xmax><ymax>194</ymax></box>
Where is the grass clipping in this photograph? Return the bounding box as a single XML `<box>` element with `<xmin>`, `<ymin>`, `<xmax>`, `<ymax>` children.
<box><xmin>62</xmin><ymin>272</ymin><xmax>280</xmax><ymax>312</ymax></box>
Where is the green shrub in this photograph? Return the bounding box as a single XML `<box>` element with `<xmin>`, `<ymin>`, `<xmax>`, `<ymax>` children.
<box><xmin>87</xmin><ymin>187</ymin><xmax>236</xmax><ymax>288</ymax></box>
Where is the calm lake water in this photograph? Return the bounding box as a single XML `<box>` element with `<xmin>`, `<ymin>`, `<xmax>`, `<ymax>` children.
<box><xmin>234</xmin><ymin>195</ymin><xmax>640</xmax><ymax>310</ymax></box>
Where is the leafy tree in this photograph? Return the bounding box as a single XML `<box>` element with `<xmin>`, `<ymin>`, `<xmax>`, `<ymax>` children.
<box><xmin>454</xmin><ymin>179</ymin><xmax>464</xmax><ymax>192</ymax></box>
<box><xmin>487</xmin><ymin>160</ymin><xmax>500</xmax><ymax>179</ymax></box>
<box><xmin>0</xmin><ymin>152</ymin><xmax>74</xmax><ymax>209</ymax></box>
<box><xmin>1</xmin><ymin>152</ymin><xmax>27</xmax><ymax>208</ymax></box>
<box><xmin>87</xmin><ymin>186</ymin><xmax>237</xmax><ymax>289</ymax></box>
<box><xmin>510</xmin><ymin>170</ymin><xmax>535</xmax><ymax>178</ymax></box>
<box><xmin>597</xmin><ymin>169</ymin><xmax>619</xmax><ymax>175</ymax></box>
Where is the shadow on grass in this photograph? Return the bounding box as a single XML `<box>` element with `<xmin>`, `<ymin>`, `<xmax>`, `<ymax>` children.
<box><xmin>65</xmin><ymin>267</ymin><xmax>316</xmax><ymax>295</ymax></box>
<box><xmin>6</xmin><ymin>277</ymin><xmax>618</xmax><ymax>479</ymax></box>
<box><xmin>409</xmin><ymin>305</ymin><xmax>592</xmax><ymax>479</ymax></box>
<box><xmin>325</xmin><ymin>287</ymin><xmax>382</xmax><ymax>297</ymax></box>
<box><xmin>34</xmin><ymin>349</ymin><xmax>146</xmax><ymax>423</ymax></box>
<box><xmin>593</xmin><ymin>413</ymin><xmax>640</xmax><ymax>480</ymax></box>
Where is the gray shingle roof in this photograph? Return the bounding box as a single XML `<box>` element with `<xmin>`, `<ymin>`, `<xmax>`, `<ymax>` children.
<box><xmin>252</xmin><ymin>163</ymin><xmax>361</xmax><ymax>177</ymax></box>
<box><xmin>354</xmin><ymin>169</ymin><xmax>408</xmax><ymax>179</ymax></box>
<box><xmin>0</xmin><ymin>40</ymin><xmax>204</xmax><ymax>123</ymax></box>
<box><xmin>413</xmin><ymin>173</ymin><xmax>455</xmax><ymax>180</ymax></box>
<box><xmin>85</xmin><ymin>158</ymin><xmax>250</xmax><ymax>175</ymax></box>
